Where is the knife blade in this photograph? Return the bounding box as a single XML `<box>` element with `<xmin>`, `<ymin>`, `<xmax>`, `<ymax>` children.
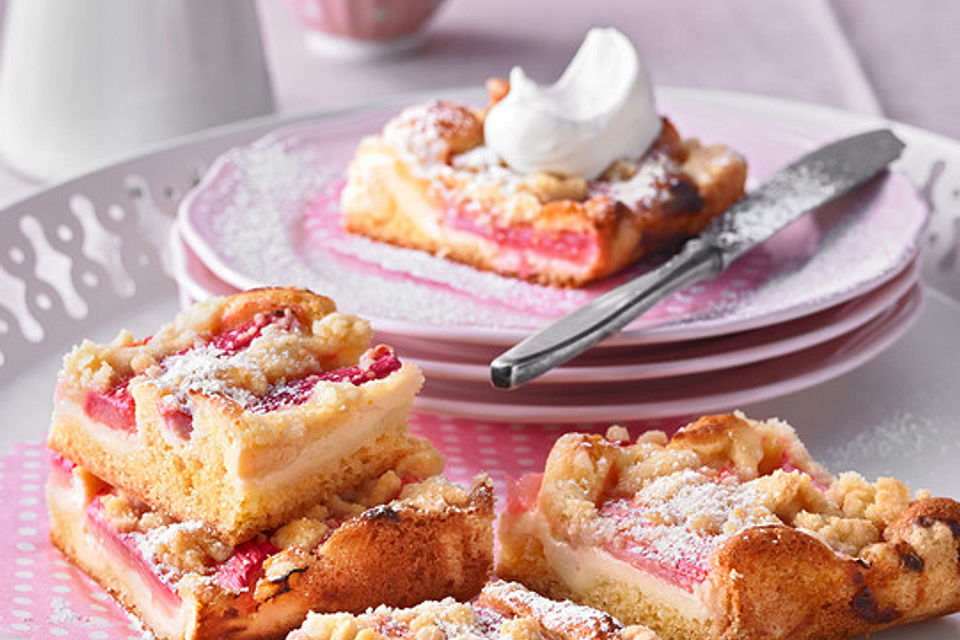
<box><xmin>490</xmin><ymin>129</ymin><xmax>905</xmax><ymax>389</ymax></box>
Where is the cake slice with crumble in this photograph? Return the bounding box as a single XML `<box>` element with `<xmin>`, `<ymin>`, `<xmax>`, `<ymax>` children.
<box><xmin>341</xmin><ymin>90</ymin><xmax>745</xmax><ymax>288</ymax></box>
<box><xmin>341</xmin><ymin>30</ymin><xmax>747</xmax><ymax>288</ymax></box>
<box><xmin>287</xmin><ymin>579</ymin><xmax>658</xmax><ymax>640</ymax></box>
<box><xmin>497</xmin><ymin>412</ymin><xmax>960</xmax><ymax>640</ymax></box>
<box><xmin>48</xmin><ymin>450</ymin><xmax>494</xmax><ymax>640</ymax></box>
<box><xmin>47</xmin><ymin>288</ymin><xmax>426</xmax><ymax>544</ymax></box>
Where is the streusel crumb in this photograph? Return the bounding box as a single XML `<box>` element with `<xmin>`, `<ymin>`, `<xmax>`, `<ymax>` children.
<box><xmin>270</xmin><ymin>517</ymin><xmax>330</xmax><ymax>550</ymax></box>
<box><xmin>536</xmin><ymin>413</ymin><xmax>932</xmax><ymax>560</ymax></box>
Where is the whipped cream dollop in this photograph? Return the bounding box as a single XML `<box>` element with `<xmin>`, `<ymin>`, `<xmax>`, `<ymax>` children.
<box><xmin>484</xmin><ymin>28</ymin><xmax>661</xmax><ymax>180</ymax></box>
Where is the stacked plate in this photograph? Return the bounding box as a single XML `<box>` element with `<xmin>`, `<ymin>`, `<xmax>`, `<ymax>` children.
<box><xmin>172</xmin><ymin>94</ymin><xmax>929</xmax><ymax>422</ymax></box>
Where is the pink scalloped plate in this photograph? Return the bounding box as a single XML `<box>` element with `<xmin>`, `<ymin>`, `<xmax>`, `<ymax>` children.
<box><xmin>170</xmin><ymin>220</ymin><xmax>918</xmax><ymax>372</ymax></box>
<box><xmin>412</xmin><ymin>284</ymin><xmax>924</xmax><ymax>422</ymax></box>
<box><xmin>402</xmin><ymin>261</ymin><xmax>918</xmax><ymax>382</ymax></box>
<box><xmin>178</xmin><ymin>91</ymin><xmax>929</xmax><ymax>346</ymax></box>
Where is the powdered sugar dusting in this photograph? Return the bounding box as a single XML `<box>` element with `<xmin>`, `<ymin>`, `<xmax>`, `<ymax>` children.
<box><xmin>383</xmin><ymin>101</ymin><xmax>451</xmax><ymax>164</ymax></box>
<box><xmin>151</xmin><ymin>344</ymin><xmax>258</xmax><ymax>411</ymax></box>
<box><xmin>598</xmin><ymin>468</ymin><xmax>778</xmax><ymax>584</ymax></box>
<box><xmin>600</xmin><ymin>153</ymin><xmax>672</xmax><ymax>205</ymax></box>
<box><xmin>820</xmin><ymin>409</ymin><xmax>954</xmax><ymax>472</ymax></box>
<box><xmin>712</xmin><ymin>162</ymin><xmax>839</xmax><ymax>257</ymax></box>
<box><xmin>47</xmin><ymin>597</ymin><xmax>108</xmax><ymax>627</ymax></box>
<box><xmin>126</xmin><ymin>612</ymin><xmax>158</xmax><ymax>640</ymax></box>
<box><xmin>354</xmin><ymin>582</ymin><xmax>625</xmax><ymax>640</ymax></box>
<box><xmin>441</xmin><ymin>146</ymin><xmax>525</xmax><ymax>199</ymax></box>
<box><xmin>482</xmin><ymin>580</ymin><xmax>623</xmax><ymax>638</ymax></box>
<box><xmin>434</xmin><ymin>609</ymin><xmax>501</xmax><ymax>640</ymax></box>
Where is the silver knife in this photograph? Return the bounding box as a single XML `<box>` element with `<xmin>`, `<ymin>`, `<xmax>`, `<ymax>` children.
<box><xmin>490</xmin><ymin>129</ymin><xmax>905</xmax><ymax>389</ymax></box>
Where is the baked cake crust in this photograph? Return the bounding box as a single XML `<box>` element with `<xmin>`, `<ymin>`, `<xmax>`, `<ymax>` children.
<box><xmin>48</xmin><ymin>457</ymin><xmax>495</xmax><ymax>640</ymax></box>
<box><xmin>48</xmin><ymin>288</ymin><xmax>426</xmax><ymax>544</ymax></box>
<box><xmin>497</xmin><ymin>413</ymin><xmax>960</xmax><ymax>640</ymax></box>
<box><xmin>288</xmin><ymin>579</ymin><xmax>658</xmax><ymax>640</ymax></box>
<box><xmin>341</xmin><ymin>82</ymin><xmax>746</xmax><ymax>287</ymax></box>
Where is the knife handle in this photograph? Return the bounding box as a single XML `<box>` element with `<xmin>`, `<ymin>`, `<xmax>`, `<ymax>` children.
<box><xmin>490</xmin><ymin>238</ymin><xmax>723</xmax><ymax>389</ymax></box>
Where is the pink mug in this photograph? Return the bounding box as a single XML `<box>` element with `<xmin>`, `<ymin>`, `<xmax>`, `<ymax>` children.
<box><xmin>284</xmin><ymin>0</ymin><xmax>446</xmax><ymax>58</ymax></box>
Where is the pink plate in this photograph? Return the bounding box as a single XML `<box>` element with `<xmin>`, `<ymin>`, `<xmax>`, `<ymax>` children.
<box><xmin>404</xmin><ymin>261</ymin><xmax>918</xmax><ymax>382</ymax></box>
<box><xmin>170</xmin><ymin>222</ymin><xmax>238</xmax><ymax>303</ymax></box>
<box><xmin>170</xmin><ymin>222</ymin><xmax>918</xmax><ymax>380</ymax></box>
<box><xmin>177</xmin><ymin>92</ymin><xmax>929</xmax><ymax>346</ymax></box>
<box><xmin>412</xmin><ymin>285</ymin><xmax>924</xmax><ymax>422</ymax></box>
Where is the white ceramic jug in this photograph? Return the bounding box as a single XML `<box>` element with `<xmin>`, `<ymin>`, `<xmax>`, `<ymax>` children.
<box><xmin>0</xmin><ymin>0</ymin><xmax>275</xmax><ymax>180</ymax></box>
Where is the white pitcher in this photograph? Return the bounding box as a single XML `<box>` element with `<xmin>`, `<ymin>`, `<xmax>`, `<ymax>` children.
<box><xmin>0</xmin><ymin>0</ymin><xmax>275</xmax><ymax>180</ymax></box>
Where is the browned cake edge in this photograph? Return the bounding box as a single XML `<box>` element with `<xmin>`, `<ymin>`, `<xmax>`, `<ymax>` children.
<box><xmin>49</xmin><ymin>475</ymin><xmax>495</xmax><ymax>640</ymax></box>
<box><xmin>709</xmin><ymin>498</ymin><xmax>960</xmax><ymax>640</ymax></box>
<box><xmin>341</xmin><ymin>125</ymin><xmax>746</xmax><ymax>288</ymax></box>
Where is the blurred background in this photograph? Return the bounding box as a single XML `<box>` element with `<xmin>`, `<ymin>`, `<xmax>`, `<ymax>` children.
<box><xmin>262</xmin><ymin>0</ymin><xmax>960</xmax><ymax>139</ymax></box>
<box><xmin>0</xmin><ymin>0</ymin><xmax>956</xmax><ymax>201</ymax></box>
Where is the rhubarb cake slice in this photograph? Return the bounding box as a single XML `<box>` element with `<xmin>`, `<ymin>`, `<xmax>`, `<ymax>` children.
<box><xmin>340</xmin><ymin>84</ymin><xmax>746</xmax><ymax>288</ymax></box>
<box><xmin>288</xmin><ymin>579</ymin><xmax>658</xmax><ymax>640</ymax></box>
<box><xmin>497</xmin><ymin>413</ymin><xmax>960</xmax><ymax>640</ymax></box>
<box><xmin>48</xmin><ymin>451</ymin><xmax>494</xmax><ymax>640</ymax></box>
<box><xmin>48</xmin><ymin>287</ymin><xmax>426</xmax><ymax>544</ymax></box>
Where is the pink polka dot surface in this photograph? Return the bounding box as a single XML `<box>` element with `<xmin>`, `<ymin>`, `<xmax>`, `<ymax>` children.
<box><xmin>0</xmin><ymin>414</ymin><xmax>686</xmax><ymax>639</ymax></box>
<box><xmin>0</xmin><ymin>443</ymin><xmax>143</xmax><ymax>640</ymax></box>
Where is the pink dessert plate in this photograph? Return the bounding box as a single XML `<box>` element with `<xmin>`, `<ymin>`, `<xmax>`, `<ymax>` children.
<box><xmin>177</xmin><ymin>92</ymin><xmax>929</xmax><ymax>347</ymax></box>
<box><xmin>412</xmin><ymin>284</ymin><xmax>924</xmax><ymax>421</ymax></box>
<box><xmin>170</xmin><ymin>223</ymin><xmax>919</xmax><ymax>383</ymax></box>
<box><xmin>402</xmin><ymin>260</ymin><xmax>919</xmax><ymax>383</ymax></box>
<box><xmin>170</xmin><ymin>222</ymin><xmax>239</xmax><ymax>306</ymax></box>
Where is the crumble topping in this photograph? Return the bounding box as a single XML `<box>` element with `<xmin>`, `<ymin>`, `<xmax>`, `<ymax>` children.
<box><xmin>383</xmin><ymin>100</ymin><xmax>483</xmax><ymax>165</ymax></box>
<box><xmin>292</xmin><ymin>580</ymin><xmax>656</xmax><ymax>640</ymax></box>
<box><xmin>534</xmin><ymin>413</ymin><xmax>930</xmax><ymax>587</ymax></box>
<box><xmin>290</xmin><ymin>580</ymin><xmax>657</xmax><ymax>640</ymax></box>
<box><xmin>151</xmin><ymin>344</ymin><xmax>261</xmax><ymax>410</ymax></box>
<box><xmin>597</xmin><ymin>153</ymin><xmax>672</xmax><ymax>206</ymax></box>
<box><xmin>398</xmin><ymin>476</ymin><xmax>470</xmax><ymax>511</ymax></box>
<box><xmin>791</xmin><ymin>472</ymin><xmax>929</xmax><ymax>556</ymax></box>
<box><xmin>478</xmin><ymin>580</ymin><xmax>655</xmax><ymax>640</ymax></box>
<box><xmin>60</xmin><ymin>290</ymin><xmax>372</xmax><ymax>397</ymax></box>
<box><xmin>375</xmin><ymin>97</ymin><xmax>689</xmax><ymax>222</ymax></box>
<box><xmin>294</xmin><ymin>599</ymin><xmax>482</xmax><ymax>640</ymax></box>
<box><xmin>137</xmin><ymin>521</ymin><xmax>233</xmax><ymax>577</ymax></box>
<box><xmin>59</xmin><ymin>290</ymin><xmax>414</xmax><ymax>441</ymax></box>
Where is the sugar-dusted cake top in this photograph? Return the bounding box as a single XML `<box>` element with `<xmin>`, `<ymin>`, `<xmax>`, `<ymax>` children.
<box><xmin>371</xmin><ymin>96</ymin><xmax>690</xmax><ymax>222</ymax></box>
<box><xmin>527</xmin><ymin>413</ymin><xmax>929</xmax><ymax>590</ymax></box>
<box><xmin>55</xmin><ymin>287</ymin><xmax>424</xmax><ymax>447</ymax></box>
<box><xmin>61</xmin><ymin>287</ymin><xmax>372</xmax><ymax>396</ymax></box>
<box><xmin>289</xmin><ymin>579</ymin><xmax>658</xmax><ymax>640</ymax></box>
